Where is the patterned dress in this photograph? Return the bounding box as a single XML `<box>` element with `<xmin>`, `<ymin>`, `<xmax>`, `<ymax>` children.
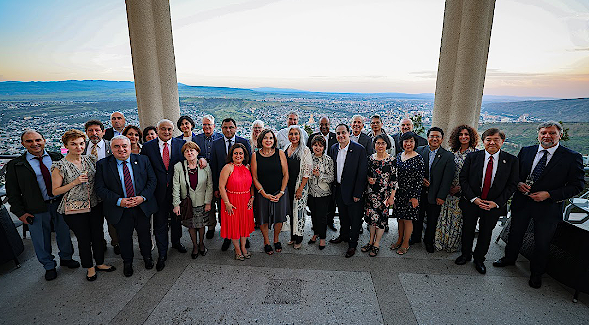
<box><xmin>364</xmin><ymin>154</ymin><xmax>398</xmax><ymax>229</ymax></box>
<box><xmin>220</xmin><ymin>164</ymin><xmax>255</xmax><ymax>239</ymax></box>
<box><xmin>51</xmin><ymin>155</ymin><xmax>99</xmax><ymax>214</ymax></box>
<box><xmin>392</xmin><ymin>153</ymin><xmax>425</xmax><ymax>221</ymax></box>
<box><xmin>435</xmin><ymin>147</ymin><xmax>477</xmax><ymax>252</ymax></box>
<box><xmin>285</xmin><ymin>144</ymin><xmax>312</xmax><ymax>238</ymax></box>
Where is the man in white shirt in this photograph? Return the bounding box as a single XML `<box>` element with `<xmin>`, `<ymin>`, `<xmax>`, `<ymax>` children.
<box><xmin>276</xmin><ymin>111</ymin><xmax>308</xmax><ymax>150</ymax></box>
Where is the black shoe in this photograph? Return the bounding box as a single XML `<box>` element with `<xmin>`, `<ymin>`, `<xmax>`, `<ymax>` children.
<box><xmin>86</xmin><ymin>269</ymin><xmax>98</xmax><ymax>282</ymax></box>
<box><xmin>408</xmin><ymin>238</ymin><xmax>421</xmax><ymax>245</ymax></box>
<box><xmin>221</xmin><ymin>238</ymin><xmax>231</xmax><ymax>251</ymax></box>
<box><xmin>245</xmin><ymin>239</ymin><xmax>250</xmax><ymax>249</ymax></box>
<box><xmin>191</xmin><ymin>252</ymin><xmax>198</xmax><ymax>259</ymax></box>
<box><xmin>345</xmin><ymin>248</ymin><xmax>356</xmax><ymax>258</ymax></box>
<box><xmin>60</xmin><ymin>259</ymin><xmax>80</xmax><ymax>269</ymax></box>
<box><xmin>144</xmin><ymin>259</ymin><xmax>154</xmax><ymax>270</ymax></box>
<box><xmin>329</xmin><ymin>236</ymin><xmax>344</xmax><ymax>244</ymax></box>
<box><xmin>123</xmin><ymin>263</ymin><xmax>133</xmax><ymax>277</ymax></box>
<box><xmin>45</xmin><ymin>268</ymin><xmax>57</xmax><ymax>281</ymax></box>
<box><xmin>96</xmin><ymin>265</ymin><xmax>116</xmax><ymax>272</ymax></box>
<box><xmin>156</xmin><ymin>258</ymin><xmax>165</xmax><ymax>272</ymax></box>
<box><xmin>328</xmin><ymin>224</ymin><xmax>337</xmax><ymax>231</ymax></box>
<box><xmin>455</xmin><ymin>255</ymin><xmax>472</xmax><ymax>265</ymax></box>
<box><xmin>529</xmin><ymin>275</ymin><xmax>542</xmax><ymax>289</ymax></box>
<box><xmin>425</xmin><ymin>243</ymin><xmax>435</xmax><ymax>253</ymax></box>
<box><xmin>308</xmin><ymin>237</ymin><xmax>317</xmax><ymax>244</ymax></box>
<box><xmin>492</xmin><ymin>258</ymin><xmax>515</xmax><ymax>267</ymax></box>
<box><xmin>172</xmin><ymin>243</ymin><xmax>187</xmax><ymax>253</ymax></box>
<box><xmin>474</xmin><ymin>261</ymin><xmax>486</xmax><ymax>274</ymax></box>
<box><xmin>199</xmin><ymin>247</ymin><xmax>208</xmax><ymax>257</ymax></box>
<box><xmin>206</xmin><ymin>229</ymin><xmax>215</xmax><ymax>239</ymax></box>
<box><xmin>113</xmin><ymin>245</ymin><xmax>121</xmax><ymax>255</ymax></box>
<box><xmin>318</xmin><ymin>245</ymin><xmax>326</xmax><ymax>250</ymax></box>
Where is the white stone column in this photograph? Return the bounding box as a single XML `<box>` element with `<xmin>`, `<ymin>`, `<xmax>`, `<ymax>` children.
<box><xmin>125</xmin><ymin>0</ymin><xmax>180</xmax><ymax>129</ymax></box>
<box><xmin>432</xmin><ymin>0</ymin><xmax>496</xmax><ymax>138</ymax></box>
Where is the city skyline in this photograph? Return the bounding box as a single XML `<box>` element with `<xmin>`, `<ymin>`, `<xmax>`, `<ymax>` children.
<box><xmin>0</xmin><ymin>0</ymin><xmax>588</xmax><ymax>98</ymax></box>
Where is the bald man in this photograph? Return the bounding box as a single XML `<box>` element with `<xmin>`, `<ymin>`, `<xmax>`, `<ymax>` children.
<box><xmin>104</xmin><ymin>111</ymin><xmax>126</xmax><ymax>141</ymax></box>
<box><xmin>392</xmin><ymin>118</ymin><xmax>427</xmax><ymax>156</ymax></box>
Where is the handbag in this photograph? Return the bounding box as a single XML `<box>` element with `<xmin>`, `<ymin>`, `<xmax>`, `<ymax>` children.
<box><xmin>64</xmin><ymin>178</ymin><xmax>91</xmax><ymax>215</ymax></box>
<box><xmin>178</xmin><ymin>162</ymin><xmax>194</xmax><ymax>221</ymax></box>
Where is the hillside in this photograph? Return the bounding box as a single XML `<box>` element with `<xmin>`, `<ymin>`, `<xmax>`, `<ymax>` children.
<box><xmin>482</xmin><ymin>98</ymin><xmax>589</xmax><ymax>122</ymax></box>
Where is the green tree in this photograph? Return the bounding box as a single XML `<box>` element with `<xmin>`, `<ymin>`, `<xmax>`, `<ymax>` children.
<box><xmin>410</xmin><ymin>115</ymin><xmax>425</xmax><ymax>136</ymax></box>
<box><xmin>558</xmin><ymin>121</ymin><xmax>570</xmax><ymax>142</ymax></box>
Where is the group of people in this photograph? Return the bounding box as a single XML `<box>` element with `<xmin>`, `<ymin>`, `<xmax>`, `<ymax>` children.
<box><xmin>5</xmin><ymin>110</ymin><xmax>584</xmax><ymax>290</ymax></box>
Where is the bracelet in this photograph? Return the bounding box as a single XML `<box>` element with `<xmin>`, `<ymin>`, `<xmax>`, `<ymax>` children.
<box><xmin>258</xmin><ymin>188</ymin><xmax>264</xmax><ymax>193</ymax></box>
<box><xmin>280</xmin><ymin>190</ymin><xmax>285</xmax><ymax>195</ymax></box>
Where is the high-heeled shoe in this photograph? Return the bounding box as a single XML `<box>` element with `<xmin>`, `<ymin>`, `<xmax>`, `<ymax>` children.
<box><xmin>191</xmin><ymin>248</ymin><xmax>198</xmax><ymax>259</ymax></box>
<box><xmin>235</xmin><ymin>254</ymin><xmax>245</xmax><ymax>261</ymax></box>
<box><xmin>199</xmin><ymin>246</ymin><xmax>208</xmax><ymax>257</ymax></box>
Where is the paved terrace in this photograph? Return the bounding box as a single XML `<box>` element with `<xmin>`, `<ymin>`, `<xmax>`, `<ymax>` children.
<box><xmin>1</xmin><ymin>216</ymin><xmax>588</xmax><ymax>325</ymax></box>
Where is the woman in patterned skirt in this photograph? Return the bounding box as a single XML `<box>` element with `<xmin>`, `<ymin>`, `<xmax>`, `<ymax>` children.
<box><xmin>434</xmin><ymin>125</ymin><xmax>478</xmax><ymax>252</ymax></box>
<box><xmin>361</xmin><ymin>134</ymin><xmax>397</xmax><ymax>257</ymax></box>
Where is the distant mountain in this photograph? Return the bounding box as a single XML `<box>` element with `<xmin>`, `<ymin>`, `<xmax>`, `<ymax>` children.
<box><xmin>482</xmin><ymin>98</ymin><xmax>589</xmax><ymax>122</ymax></box>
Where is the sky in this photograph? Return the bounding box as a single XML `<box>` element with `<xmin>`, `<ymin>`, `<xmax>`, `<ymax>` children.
<box><xmin>0</xmin><ymin>0</ymin><xmax>588</xmax><ymax>98</ymax></box>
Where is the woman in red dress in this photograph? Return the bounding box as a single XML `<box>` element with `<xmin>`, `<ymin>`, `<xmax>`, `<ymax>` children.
<box><xmin>219</xmin><ymin>143</ymin><xmax>255</xmax><ymax>260</ymax></box>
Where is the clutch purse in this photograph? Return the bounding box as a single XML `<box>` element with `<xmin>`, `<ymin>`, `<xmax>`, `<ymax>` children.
<box><xmin>64</xmin><ymin>185</ymin><xmax>91</xmax><ymax>215</ymax></box>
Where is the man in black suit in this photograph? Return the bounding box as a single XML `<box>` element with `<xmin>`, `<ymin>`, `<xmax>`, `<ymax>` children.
<box><xmin>210</xmin><ymin>118</ymin><xmax>252</xmax><ymax>251</ymax></box>
<box><xmin>103</xmin><ymin>111</ymin><xmax>126</xmax><ymax>140</ymax></box>
<box><xmin>83</xmin><ymin>119</ymin><xmax>119</xmax><ymax>255</ymax></box>
<box><xmin>493</xmin><ymin>121</ymin><xmax>584</xmax><ymax>288</ymax></box>
<box><xmin>5</xmin><ymin>130</ymin><xmax>79</xmax><ymax>281</ymax></box>
<box><xmin>392</xmin><ymin>118</ymin><xmax>428</xmax><ymax>156</ymax></box>
<box><xmin>350</xmin><ymin>115</ymin><xmax>374</xmax><ymax>156</ymax></box>
<box><xmin>413</xmin><ymin>127</ymin><xmax>455</xmax><ymax>253</ymax></box>
<box><xmin>95</xmin><ymin>136</ymin><xmax>158</xmax><ymax>277</ymax></box>
<box><xmin>328</xmin><ymin>124</ymin><xmax>368</xmax><ymax>258</ymax></box>
<box><xmin>141</xmin><ymin>119</ymin><xmax>187</xmax><ymax>271</ymax></box>
<box><xmin>455</xmin><ymin>128</ymin><xmax>518</xmax><ymax>274</ymax></box>
<box><xmin>307</xmin><ymin>116</ymin><xmax>337</xmax><ymax>231</ymax></box>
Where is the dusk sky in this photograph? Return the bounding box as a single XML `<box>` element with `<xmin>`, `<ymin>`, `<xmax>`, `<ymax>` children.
<box><xmin>0</xmin><ymin>0</ymin><xmax>588</xmax><ymax>98</ymax></box>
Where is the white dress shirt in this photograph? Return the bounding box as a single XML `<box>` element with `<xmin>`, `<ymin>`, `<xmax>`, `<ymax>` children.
<box><xmin>481</xmin><ymin>150</ymin><xmax>500</xmax><ymax>189</ymax></box>
<box><xmin>336</xmin><ymin>142</ymin><xmax>349</xmax><ymax>183</ymax></box>
<box><xmin>531</xmin><ymin>143</ymin><xmax>559</xmax><ymax>171</ymax></box>
<box><xmin>90</xmin><ymin>139</ymin><xmax>107</xmax><ymax>160</ymax></box>
<box><xmin>158</xmin><ymin>138</ymin><xmax>172</xmax><ymax>157</ymax></box>
<box><xmin>224</xmin><ymin>136</ymin><xmax>236</xmax><ymax>154</ymax></box>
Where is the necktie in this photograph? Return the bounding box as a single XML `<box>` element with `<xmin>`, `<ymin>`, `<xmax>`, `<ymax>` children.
<box><xmin>91</xmin><ymin>143</ymin><xmax>98</xmax><ymax>157</ymax></box>
<box><xmin>122</xmin><ymin>161</ymin><xmax>135</xmax><ymax>197</ymax></box>
<box><xmin>530</xmin><ymin>150</ymin><xmax>548</xmax><ymax>182</ymax></box>
<box><xmin>34</xmin><ymin>157</ymin><xmax>53</xmax><ymax>197</ymax></box>
<box><xmin>481</xmin><ymin>156</ymin><xmax>494</xmax><ymax>200</ymax></box>
<box><xmin>227</xmin><ymin>139</ymin><xmax>232</xmax><ymax>154</ymax></box>
<box><xmin>163</xmin><ymin>142</ymin><xmax>170</xmax><ymax>170</ymax></box>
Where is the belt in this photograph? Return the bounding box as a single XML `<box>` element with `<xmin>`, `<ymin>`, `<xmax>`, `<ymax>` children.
<box><xmin>45</xmin><ymin>197</ymin><xmax>61</xmax><ymax>204</ymax></box>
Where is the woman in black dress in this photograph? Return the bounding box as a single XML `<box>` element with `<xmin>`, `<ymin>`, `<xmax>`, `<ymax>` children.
<box><xmin>361</xmin><ymin>134</ymin><xmax>397</xmax><ymax>257</ymax></box>
<box><xmin>251</xmin><ymin>129</ymin><xmax>289</xmax><ymax>255</ymax></box>
<box><xmin>391</xmin><ymin>132</ymin><xmax>425</xmax><ymax>255</ymax></box>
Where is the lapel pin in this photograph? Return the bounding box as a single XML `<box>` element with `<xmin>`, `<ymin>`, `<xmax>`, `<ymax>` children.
<box><xmin>503</xmin><ymin>160</ymin><xmax>506</xmax><ymax>163</ymax></box>
<box><xmin>134</xmin><ymin>161</ymin><xmax>138</xmax><ymax>164</ymax></box>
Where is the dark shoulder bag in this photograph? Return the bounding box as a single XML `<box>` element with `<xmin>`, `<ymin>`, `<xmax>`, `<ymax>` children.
<box><xmin>178</xmin><ymin>162</ymin><xmax>194</xmax><ymax>221</ymax></box>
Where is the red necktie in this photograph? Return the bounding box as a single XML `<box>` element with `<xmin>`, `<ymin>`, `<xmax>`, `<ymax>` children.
<box><xmin>34</xmin><ymin>157</ymin><xmax>53</xmax><ymax>197</ymax></box>
<box><xmin>122</xmin><ymin>161</ymin><xmax>135</xmax><ymax>197</ymax></box>
<box><xmin>163</xmin><ymin>142</ymin><xmax>170</xmax><ymax>170</ymax></box>
<box><xmin>481</xmin><ymin>156</ymin><xmax>493</xmax><ymax>200</ymax></box>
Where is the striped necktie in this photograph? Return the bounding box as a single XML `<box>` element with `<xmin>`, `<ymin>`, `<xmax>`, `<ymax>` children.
<box><xmin>122</xmin><ymin>161</ymin><xmax>135</xmax><ymax>197</ymax></box>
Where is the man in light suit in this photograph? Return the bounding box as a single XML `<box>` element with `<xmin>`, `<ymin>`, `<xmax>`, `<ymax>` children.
<box><xmin>104</xmin><ymin>111</ymin><xmax>126</xmax><ymax>140</ymax></box>
<box><xmin>455</xmin><ymin>128</ymin><xmax>518</xmax><ymax>274</ymax></box>
<box><xmin>328</xmin><ymin>124</ymin><xmax>368</xmax><ymax>258</ymax></box>
<box><xmin>307</xmin><ymin>116</ymin><xmax>338</xmax><ymax>231</ymax></box>
<box><xmin>95</xmin><ymin>136</ymin><xmax>158</xmax><ymax>277</ymax></box>
<box><xmin>350</xmin><ymin>115</ymin><xmax>374</xmax><ymax>156</ymax></box>
<box><xmin>413</xmin><ymin>127</ymin><xmax>455</xmax><ymax>253</ymax></box>
<box><xmin>494</xmin><ymin>121</ymin><xmax>585</xmax><ymax>288</ymax></box>
<box><xmin>83</xmin><ymin>119</ymin><xmax>119</xmax><ymax>255</ymax></box>
<box><xmin>392</xmin><ymin>118</ymin><xmax>428</xmax><ymax>156</ymax></box>
<box><xmin>141</xmin><ymin>119</ymin><xmax>187</xmax><ymax>271</ymax></box>
<box><xmin>211</xmin><ymin>118</ymin><xmax>252</xmax><ymax>250</ymax></box>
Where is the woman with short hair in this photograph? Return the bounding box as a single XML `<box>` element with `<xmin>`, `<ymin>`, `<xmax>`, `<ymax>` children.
<box><xmin>307</xmin><ymin>135</ymin><xmax>334</xmax><ymax>250</ymax></box>
<box><xmin>122</xmin><ymin>125</ymin><xmax>142</xmax><ymax>154</ymax></box>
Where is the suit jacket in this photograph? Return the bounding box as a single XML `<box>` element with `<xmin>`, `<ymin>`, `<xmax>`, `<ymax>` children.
<box><xmin>5</xmin><ymin>151</ymin><xmax>63</xmax><ymax>217</ymax></box>
<box><xmin>307</xmin><ymin>131</ymin><xmax>337</xmax><ymax>151</ymax></box>
<box><xmin>193</xmin><ymin>131</ymin><xmax>223</xmax><ymax>162</ymax></box>
<box><xmin>328</xmin><ymin>141</ymin><xmax>368</xmax><ymax>205</ymax></box>
<box><xmin>103</xmin><ymin>127</ymin><xmax>118</xmax><ymax>141</ymax></box>
<box><xmin>393</xmin><ymin>132</ymin><xmax>428</xmax><ymax>156</ymax></box>
<box><xmin>94</xmin><ymin>154</ymin><xmax>158</xmax><ymax>224</ymax></box>
<box><xmin>459</xmin><ymin>150</ymin><xmax>519</xmax><ymax>210</ymax></box>
<box><xmin>210</xmin><ymin>136</ymin><xmax>252</xmax><ymax>190</ymax></box>
<box><xmin>416</xmin><ymin>145</ymin><xmax>456</xmax><ymax>204</ymax></box>
<box><xmin>141</xmin><ymin>137</ymin><xmax>186</xmax><ymax>208</ymax></box>
<box><xmin>353</xmin><ymin>132</ymin><xmax>375</xmax><ymax>156</ymax></box>
<box><xmin>82</xmin><ymin>139</ymin><xmax>112</xmax><ymax>157</ymax></box>
<box><xmin>510</xmin><ymin>145</ymin><xmax>585</xmax><ymax>222</ymax></box>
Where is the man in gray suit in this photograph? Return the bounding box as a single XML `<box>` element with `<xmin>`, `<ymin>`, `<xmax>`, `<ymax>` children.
<box><xmin>412</xmin><ymin>127</ymin><xmax>455</xmax><ymax>253</ymax></box>
<box><xmin>83</xmin><ymin>119</ymin><xmax>119</xmax><ymax>255</ymax></box>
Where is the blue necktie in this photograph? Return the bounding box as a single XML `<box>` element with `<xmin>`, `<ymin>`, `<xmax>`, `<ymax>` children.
<box><xmin>530</xmin><ymin>150</ymin><xmax>548</xmax><ymax>182</ymax></box>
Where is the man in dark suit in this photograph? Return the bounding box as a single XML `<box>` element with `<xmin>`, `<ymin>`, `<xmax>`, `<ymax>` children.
<box><xmin>307</xmin><ymin>116</ymin><xmax>338</xmax><ymax>231</ymax></box>
<box><xmin>413</xmin><ymin>127</ymin><xmax>455</xmax><ymax>253</ymax></box>
<box><xmin>95</xmin><ymin>136</ymin><xmax>158</xmax><ymax>277</ymax></box>
<box><xmin>141</xmin><ymin>119</ymin><xmax>187</xmax><ymax>271</ymax></box>
<box><xmin>83</xmin><ymin>119</ymin><xmax>119</xmax><ymax>255</ymax></box>
<box><xmin>5</xmin><ymin>130</ymin><xmax>79</xmax><ymax>281</ymax></box>
<box><xmin>392</xmin><ymin>118</ymin><xmax>428</xmax><ymax>156</ymax></box>
<box><xmin>210</xmin><ymin>117</ymin><xmax>252</xmax><ymax>251</ymax></box>
<box><xmin>493</xmin><ymin>121</ymin><xmax>585</xmax><ymax>288</ymax></box>
<box><xmin>455</xmin><ymin>128</ymin><xmax>518</xmax><ymax>274</ymax></box>
<box><xmin>103</xmin><ymin>111</ymin><xmax>126</xmax><ymax>140</ymax></box>
<box><xmin>328</xmin><ymin>124</ymin><xmax>368</xmax><ymax>258</ymax></box>
<box><xmin>193</xmin><ymin>114</ymin><xmax>223</xmax><ymax>239</ymax></box>
<box><xmin>350</xmin><ymin>115</ymin><xmax>374</xmax><ymax>156</ymax></box>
